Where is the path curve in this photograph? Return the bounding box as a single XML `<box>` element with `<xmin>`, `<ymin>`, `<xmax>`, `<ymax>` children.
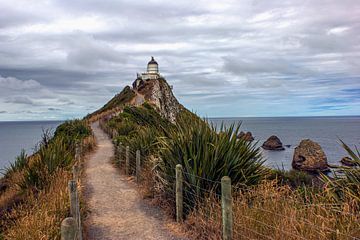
<box><xmin>84</xmin><ymin>122</ymin><xmax>182</xmax><ymax>240</ymax></box>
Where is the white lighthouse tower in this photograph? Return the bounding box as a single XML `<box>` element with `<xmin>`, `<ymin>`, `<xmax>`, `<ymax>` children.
<box><xmin>139</xmin><ymin>56</ymin><xmax>161</xmax><ymax>80</ymax></box>
<box><xmin>133</xmin><ymin>57</ymin><xmax>163</xmax><ymax>89</ymax></box>
<box><xmin>147</xmin><ymin>56</ymin><xmax>159</xmax><ymax>74</ymax></box>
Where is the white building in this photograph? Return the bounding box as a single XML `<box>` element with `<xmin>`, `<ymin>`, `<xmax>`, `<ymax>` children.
<box><xmin>133</xmin><ymin>57</ymin><xmax>163</xmax><ymax>89</ymax></box>
<box><xmin>140</xmin><ymin>56</ymin><xmax>161</xmax><ymax>80</ymax></box>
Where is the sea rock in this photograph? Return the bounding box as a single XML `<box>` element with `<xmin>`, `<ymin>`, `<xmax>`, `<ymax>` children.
<box><xmin>292</xmin><ymin>139</ymin><xmax>329</xmax><ymax>172</ymax></box>
<box><xmin>262</xmin><ymin>135</ymin><xmax>285</xmax><ymax>151</ymax></box>
<box><xmin>237</xmin><ymin>131</ymin><xmax>254</xmax><ymax>141</ymax></box>
<box><xmin>341</xmin><ymin>157</ymin><xmax>356</xmax><ymax>167</ymax></box>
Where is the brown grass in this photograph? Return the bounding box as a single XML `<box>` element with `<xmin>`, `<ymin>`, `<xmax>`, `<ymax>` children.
<box><xmin>183</xmin><ymin>181</ymin><xmax>360</xmax><ymax>240</ymax></box>
<box><xmin>1</xmin><ymin>170</ymin><xmax>71</xmax><ymax>240</ymax></box>
<box><xmin>0</xmin><ymin>128</ymin><xmax>95</xmax><ymax>239</ymax></box>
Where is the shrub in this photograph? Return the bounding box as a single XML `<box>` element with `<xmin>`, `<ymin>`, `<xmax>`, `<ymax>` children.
<box><xmin>156</xmin><ymin>115</ymin><xmax>267</xmax><ymax>209</ymax></box>
<box><xmin>323</xmin><ymin>140</ymin><xmax>360</xmax><ymax>204</ymax></box>
<box><xmin>268</xmin><ymin>169</ymin><xmax>314</xmax><ymax>188</ymax></box>
<box><xmin>3</xmin><ymin>150</ymin><xmax>28</xmax><ymax>178</ymax></box>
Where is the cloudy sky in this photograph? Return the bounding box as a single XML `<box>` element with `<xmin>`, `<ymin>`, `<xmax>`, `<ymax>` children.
<box><xmin>0</xmin><ymin>0</ymin><xmax>359</xmax><ymax>120</ymax></box>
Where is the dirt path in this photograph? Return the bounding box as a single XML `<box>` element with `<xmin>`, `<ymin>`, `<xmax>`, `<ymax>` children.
<box><xmin>83</xmin><ymin>122</ymin><xmax>183</xmax><ymax>240</ymax></box>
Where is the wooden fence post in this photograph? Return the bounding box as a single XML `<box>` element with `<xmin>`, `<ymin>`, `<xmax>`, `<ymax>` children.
<box><xmin>72</xmin><ymin>165</ymin><xmax>79</xmax><ymax>182</ymax></box>
<box><xmin>75</xmin><ymin>190</ymin><xmax>82</xmax><ymax>240</ymax></box>
<box><xmin>176</xmin><ymin>164</ymin><xmax>183</xmax><ymax>222</ymax></box>
<box><xmin>221</xmin><ymin>176</ymin><xmax>233</xmax><ymax>240</ymax></box>
<box><xmin>118</xmin><ymin>142</ymin><xmax>122</xmax><ymax>165</ymax></box>
<box><xmin>75</xmin><ymin>143</ymin><xmax>80</xmax><ymax>162</ymax></box>
<box><xmin>61</xmin><ymin>217</ymin><xmax>76</xmax><ymax>240</ymax></box>
<box><xmin>125</xmin><ymin>146</ymin><xmax>130</xmax><ymax>175</ymax></box>
<box><xmin>68</xmin><ymin>180</ymin><xmax>77</xmax><ymax>217</ymax></box>
<box><xmin>136</xmin><ymin>150</ymin><xmax>141</xmax><ymax>182</ymax></box>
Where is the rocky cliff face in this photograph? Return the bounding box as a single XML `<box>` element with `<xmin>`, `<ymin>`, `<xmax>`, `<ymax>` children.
<box><xmin>89</xmin><ymin>76</ymin><xmax>183</xmax><ymax>123</ymax></box>
<box><xmin>132</xmin><ymin>78</ymin><xmax>182</xmax><ymax>123</ymax></box>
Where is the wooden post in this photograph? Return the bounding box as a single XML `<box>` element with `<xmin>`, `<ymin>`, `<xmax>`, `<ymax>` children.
<box><xmin>176</xmin><ymin>164</ymin><xmax>183</xmax><ymax>222</ymax></box>
<box><xmin>136</xmin><ymin>150</ymin><xmax>141</xmax><ymax>182</ymax></box>
<box><xmin>72</xmin><ymin>165</ymin><xmax>79</xmax><ymax>181</ymax></box>
<box><xmin>76</xmin><ymin>195</ymin><xmax>82</xmax><ymax>240</ymax></box>
<box><xmin>118</xmin><ymin>142</ymin><xmax>122</xmax><ymax>165</ymax></box>
<box><xmin>68</xmin><ymin>180</ymin><xmax>77</xmax><ymax>217</ymax></box>
<box><xmin>125</xmin><ymin>146</ymin><xmax>130</xmax><ymax>175</ymax></box>
<box><xmin>61</xmin><ymin>217</ymin><xmax>76</xmax><ymax>240</ymax></box>
<box><xmin>75</xmin><ymin>143</ymin><xmax>80</xmax><ymax>162</ymax></box>
<box><xmin>221</xmin><ymin>176</ymin><xmax>233</xmax><ymax>240</ymax></box>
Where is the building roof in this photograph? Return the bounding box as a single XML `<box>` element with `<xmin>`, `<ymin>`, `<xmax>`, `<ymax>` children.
<box><xmin>148</xmin><ymin>56</ymin><xmax>158</xmax><ymax>65</ymax></box>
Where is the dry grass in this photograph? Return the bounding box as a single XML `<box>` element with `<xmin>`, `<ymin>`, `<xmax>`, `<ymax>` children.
<box><xmin>183</xmin><ymin>181</ymin><xmax>360</xmax><ymax>240</ymax></box>
<box><xmin>1</xmin><ymin>170</ymin><xmax>71</xmax><ymax>240</ymax></box>
<box><xmin>0</xmin><ymin>124</ymin><xmax>95</xmax><ymax>239</ymax></box>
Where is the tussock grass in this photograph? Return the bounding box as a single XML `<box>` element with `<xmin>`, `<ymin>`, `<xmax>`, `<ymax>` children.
<box><xmin>185</xmin><ymin>181</ymin><xmax>360</xmax><ymax>240</ymax></box>
<box><xmin>0</xmin><ymin>119</ymin><xmax>94</xmax><ymax>238</ymax></box>
<box><xmin>2</xmin><ymin>170</ymin><xmax>71</xmax><ymax>240</ymax></box>
<box><xmin>103</xmin><ymin>103</ymin><xmax>360</xmax><ymax>240</ymax></box>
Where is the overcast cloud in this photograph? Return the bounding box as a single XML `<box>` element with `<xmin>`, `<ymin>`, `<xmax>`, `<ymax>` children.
<box><xmin>0</xmin><ymin>0</ymin><xmax>359</xmax><ymax>120</ymax></box>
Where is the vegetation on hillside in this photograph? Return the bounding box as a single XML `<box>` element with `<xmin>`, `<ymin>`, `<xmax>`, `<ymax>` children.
<box><xmin>103</xmin><ymin>102</ymin><xmax>360</xmax><ymax>239</ymax></box>
<box><xmin>87</xmin><ymin>85</ymin><xmax>136</xmax><ymax>120</ymax></box>
<box><xmin>0</xmin><ymin>119</ymin><xmax>94</xmax><ymax>239</ymax></box>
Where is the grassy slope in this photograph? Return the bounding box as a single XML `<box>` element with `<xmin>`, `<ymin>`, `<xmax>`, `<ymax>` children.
<box><xmin>0</xmin><ymin>120</ymin><xmax>95</xmax><ymax>239</ymax></box>
<box><xmin>102</xmin><ymin>101</ymin><xmax>360</xmax><ymax>239</ymax></box>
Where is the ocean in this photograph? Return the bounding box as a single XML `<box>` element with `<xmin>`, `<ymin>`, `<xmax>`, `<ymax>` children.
<box><xmin>0</xmin><ymin>121</ymin><xmax>63</xmax><ymax>175</ymax></box>
<box><xmin>0</xmin><ymin>117</ymin><xmax>359</xmax><ymax>174</ymax></box>
<box><xmin>210</xmin><ymin>116</ymin><xmax>360</xmax><ymax>169</ymax></box>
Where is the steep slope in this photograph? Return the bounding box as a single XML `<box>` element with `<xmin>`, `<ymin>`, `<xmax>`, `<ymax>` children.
<box><xmin>88</xmin><ymin>77</ymin><xmax>184</xmax><ymax>123</ymax></box>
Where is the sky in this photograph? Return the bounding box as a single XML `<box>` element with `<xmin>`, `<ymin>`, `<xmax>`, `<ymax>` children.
<box><xmin>0</xmin><ymin>0</ymin><xmax>359</xmax><ymax>120</ymax></box>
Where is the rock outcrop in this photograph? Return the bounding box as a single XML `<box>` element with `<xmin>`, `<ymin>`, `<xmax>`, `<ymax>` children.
<box><xmin>133</xmin><ymin>78</ymin><xmax>181</xmax><ymax>123</ymax></box>
<box><xmin>292</xmin><ymin>139</ymin><xmax>329</xmax><ymax>172</ymax></box>
<box><xmin>262</xmin><ymin>135</ymin><xmax>285</xmax><ymax>151</ymax></box>
<box><xmin>237</xmin><ymin>131</ymin><xmax>254</xmax><ymax>141</ymax></box>
<box><xmin>341</xmin><ymin>157</ymin><xmax>356</xmax><ymax>167</ymax></box>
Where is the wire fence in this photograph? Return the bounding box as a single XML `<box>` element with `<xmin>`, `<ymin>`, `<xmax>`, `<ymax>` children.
<box><xmin>102</xmin><ymin>122</ymin><xmax>360</xmax><ymax>240</ymax></box>
<box><xmin>61</xmin><ymin>143</ymin><xmax>84</xmax><ymax>240</ymax></box>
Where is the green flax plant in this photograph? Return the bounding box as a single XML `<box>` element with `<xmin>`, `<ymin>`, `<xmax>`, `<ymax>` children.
<box><xmin>156</xmin><ymin>115</ymin><xmax>267</xmax><ymax>210</ymax></box>
<box><xmin>2</xmin><ymin>150</ymin><xmax>28</xmax><ymax>177</ymax></box>
<box><xmin>323</xmin><ymin>140</ymin><xmax>360</xmax><ymax>204</ymax></box>
<box><xmin>19</xmin><ymin>137</ymin><xmax>73</xmax><ymax>190</ymax></box>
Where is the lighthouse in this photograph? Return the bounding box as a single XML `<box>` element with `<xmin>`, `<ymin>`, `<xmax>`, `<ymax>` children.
<box><xmin>133</xmin><ymin>57</ymin><xmax>163</xmax><ymax>89</ymax></box>
<box><xmin>147</xmin><ymin>56</ymin><xmax>159</xmax><ymax>74</ymax></box>
<box><xmin>137</xmin><ymin>56</ymin><xmax>161</xmax><ymax>81</ymax></box>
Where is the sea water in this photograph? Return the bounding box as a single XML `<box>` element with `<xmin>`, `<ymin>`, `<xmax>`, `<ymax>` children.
<box><xmin>209</xmin><ymin>116</ymin><xmax>360</xmax><ymax>170</ymax></box>
<box><xmin>0</xmin><ymin>121</ymin><xmax>62</xmax><ymax>174</ymax></box>
<box><xmin>0</xmin><ymin>117</ymin><xmax>359</xmax><ymax>174</ymax></box>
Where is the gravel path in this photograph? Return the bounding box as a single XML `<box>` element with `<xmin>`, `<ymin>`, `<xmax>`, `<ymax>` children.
<box><xmin>83</xmin><ymin>122</ymin><xmax>183</xmax><ymax>240</ymax></box>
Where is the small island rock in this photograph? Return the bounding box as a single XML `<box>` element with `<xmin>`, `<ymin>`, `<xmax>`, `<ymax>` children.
<box><xmin>292</xmin><ymin>139</ymin><xmax>329</xmax><ymax>172</ymax></box>
<box><xmin>262</xmin><ymin>135</ymin><xmax>285</xmax><ymax>151</ymax></box>
<box><xmin>341</xmin><ymin>157</ymin><xmax>356</xmax><ymax>167</ymax></box>
<box><xmin>237</xmin><ymin>131</ymin><xmax>254</xmax><ymax>141</ymax></box>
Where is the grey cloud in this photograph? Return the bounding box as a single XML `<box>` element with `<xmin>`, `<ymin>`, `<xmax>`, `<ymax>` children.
<box><xmin>48</xmin><ymin>107</ymin><xmax>61</xmax><ymax>111</ymax></box>
<box><xmin>5</xmin><ymin>96</ymin><xmax>35</xmax><ymax>105</ymax></box>
<box><xmin>222</xmin><ymin>57</ymin><xmax>303</xmax><ymax>75</ymax></box>
<box><xmin>0</xmin><ymin>0</ymin><xmax>359</xmax><ymax>119</ymax></box>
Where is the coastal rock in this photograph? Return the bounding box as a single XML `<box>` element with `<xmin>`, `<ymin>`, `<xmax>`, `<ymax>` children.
<box><xmin>341</xmin><ymin>157</ymin><xmax>356</xmax><ymax>167</ymax></box>
<box><xmin>237</xmin><ymin>131</ymin><xmax>254</xmax><ymax>141</ymax></box>
<box><xmin>262</xmin><ymin>135</ymin><xmax>285</xmax><ymax>151</ymax></box>
<box><xmin>135</xmin><ymin>78</ymin><xmax>181</xmax><ymax>124</ymax></box>
<box><xmin>292</xmin><ymin>139</ymin><xmax>329</xmax><ymax>172</ymax></box>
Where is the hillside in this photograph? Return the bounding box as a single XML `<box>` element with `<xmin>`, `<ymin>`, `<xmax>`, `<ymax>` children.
<box><xmin>88</xmin><ymin>77</ymin><xmax>185</xmax><ymax>124</ymax></box>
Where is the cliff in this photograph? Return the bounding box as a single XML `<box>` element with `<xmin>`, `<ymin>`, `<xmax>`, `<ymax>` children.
<box><xmin>90</xmin><ymin>77</ymin><xmax>183</xmax><ymax>123</ymax></box>
<box><xmin>131</xmin><ymin>78</ymin><xmax>181</xmax><ymax>123</ymax></box>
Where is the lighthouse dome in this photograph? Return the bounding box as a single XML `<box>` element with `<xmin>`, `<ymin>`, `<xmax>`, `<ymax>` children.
<box><xmin>147</xmin><ymin>56</ymin><xmax>159</xmax><ymax>73</ymax></box>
